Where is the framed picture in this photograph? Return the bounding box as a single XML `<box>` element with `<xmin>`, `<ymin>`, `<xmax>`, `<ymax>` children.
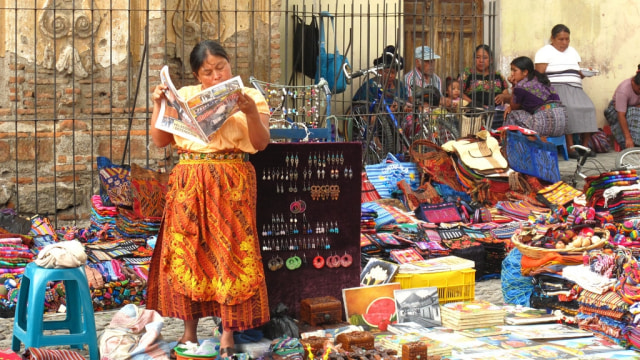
<box><xmin>342</xmin><ymin>282</ymin><xmax>401</xmax><ymax>330</ymax></box>
<box><xmin>360</xmin><ymin>258</ymin><xmax>399</xmax><ymax>286</ymax></box>
<box><xmin>394</xmin><ymin>287</ymin><xmax>441</xmax><ymax>327</ymax></box>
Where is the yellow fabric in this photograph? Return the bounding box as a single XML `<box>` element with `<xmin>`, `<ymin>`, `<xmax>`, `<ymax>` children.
<box><xmin>173</xmin><ymin>86</ymin><xmax>269</xmax><ymax>153</ymax></box>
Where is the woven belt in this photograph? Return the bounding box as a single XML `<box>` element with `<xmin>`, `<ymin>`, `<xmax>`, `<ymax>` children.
<box><xmin>178</xmin><ymin>152</ymin><xmax>248</xmax><ymax>162</ymax></box>
<box><xmin>536</xmin><ymin>102</ymin><xmax>560</xmax><ymax>112</ymax></box>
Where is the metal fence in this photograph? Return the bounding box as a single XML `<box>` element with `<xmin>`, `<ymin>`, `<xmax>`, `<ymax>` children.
<box><xmin>0</xmin><ymin>0</ymin><xmax>495</xmax><ymax>228</ymax></box>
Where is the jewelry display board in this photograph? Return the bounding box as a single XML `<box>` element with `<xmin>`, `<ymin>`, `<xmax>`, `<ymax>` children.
<box><xmin>250</xmin><ymin>142</ymin><xmax>362</xmax><ymax>317</ymax></box>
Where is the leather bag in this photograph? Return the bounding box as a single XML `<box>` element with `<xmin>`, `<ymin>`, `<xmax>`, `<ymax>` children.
<box><xmin>448</xmin><ymin>132</ymin><xmax>508</xmax><ymax>175</ymax></box>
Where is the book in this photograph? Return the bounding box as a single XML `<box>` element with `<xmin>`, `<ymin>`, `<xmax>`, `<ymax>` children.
<box><xmin>394</xmin><ymin>287</ymin><xmax>441</xmax><ymax>327</ymax></box>
<box><xmin>386</xmin><ymin>321</ymin><xmax>431</xmax><ymax>335</ymax></box>
<box><xmin>502</xmin><ymin>323</ymin><xmax>593</xmax><ymax>340</ymax></box>
<box><xmin>397</xmin><ymin>255</ymin><xmax>475</xmax><ymax>274</ymax></box>
<box><xmin>440</xmin><ymin>300</ymin><xmax>505</xmax><ymax>330</ymax></box>
<box><xmin>503</xmin><ymin>307</ymin><xmax>560</xmax><ymax>325</ymax></box>
<box><xmin>545</xmin><ymin>336</ymin><xmax>625</xmax><ymax>356</ymax></box>
<box><xmin>156</xmin><ymin>65</ymin><xmax>244</xmax><ymax>145</ymax></box>
<box><xmin>456</xmin><ymin>326</ymin><xmax>508</xmax><ymax>338</ymax></box>
<box><xmin>360</xmin><ymin>258</ymin><xmax>399</xmax><ymax>286</ymax></box>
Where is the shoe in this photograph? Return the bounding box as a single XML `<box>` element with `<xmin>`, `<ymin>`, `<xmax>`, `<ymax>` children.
<box><xmin>568</xmin><ymin>150</ymin><xmax>580</xmax><ymax>159</ymax></box>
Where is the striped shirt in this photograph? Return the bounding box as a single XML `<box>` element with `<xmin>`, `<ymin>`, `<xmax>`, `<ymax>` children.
<box><xmin>404</xmin><ymin>69</ymin><xmax>443</xmax><ymax>100</ymax></box>
<box><xmin>534</xmin><ymin>44</ymin><xmax>583</xmax><ymax>88</ymax></box>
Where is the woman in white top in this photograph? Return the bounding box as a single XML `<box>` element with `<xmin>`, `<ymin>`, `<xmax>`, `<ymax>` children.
<box><xmin>534</xmin><ymin>24</ymin><xmax>597</xmax><ymax>158</ymax></box>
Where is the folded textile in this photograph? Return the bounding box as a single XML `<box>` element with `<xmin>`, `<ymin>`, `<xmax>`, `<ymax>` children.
<box><xmin>563</xmin><ymin>265</ymin><xmax>616</xmax><ymax>294</ymax></box>
<box><xmin>25</xmin><ymin>347</ymin><xmax>85</xmax><ymax>360</ymax></box>
<box><xmin>98</xmin><ymin>303</ymin><xmax>172</xmax><ymax>360</ymax></box>
<box><xmin>34</xmin><ymin>239</ymin><xmax>87</xmax><ymax>268</ymax></box>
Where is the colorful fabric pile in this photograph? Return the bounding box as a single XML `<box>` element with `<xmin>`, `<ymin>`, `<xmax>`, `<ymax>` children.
<box><xmin>577</xmin><ymin>289</ymin><xmax>630</xmax><ymax>346</ymax></box>
<box><xmin>114</xmin><ymin>208</ymin><xmax>161</xmax><ymax>241</ymax></box>
<box><xmin>0</xmin><ymin>236</ymin><xmax>33</xmax><ymax>276</ymax></box>
<box><xmin>89</xmin><ymin>195</ymin><xmax>118</xmax><ymax>240</ymax></box>
<box><xmin>584</xmin><ymin>170</ymin><xmax>639</xmax><ymax>209</ymax></box>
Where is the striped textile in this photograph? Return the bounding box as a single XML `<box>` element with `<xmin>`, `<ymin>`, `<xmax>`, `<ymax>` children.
<box><xmin>24</xmin><ymin>348</ymin><xmax>85</xmax><ymax>360</ymax></box>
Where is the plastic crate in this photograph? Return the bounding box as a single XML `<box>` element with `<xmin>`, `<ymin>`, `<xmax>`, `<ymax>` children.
<box><xmin>393</xmin><ymin>268</ymin><xmax>475</xmax><ymax>304</ymax></box>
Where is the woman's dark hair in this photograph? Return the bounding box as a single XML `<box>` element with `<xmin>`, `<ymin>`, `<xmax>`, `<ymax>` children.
<box><xmin>511</xmin><ymin>56</ymin><xmax>550</xmax><ymax>86</ymax></box>
<box><xmin>374</xmin><ymin>45</ymin><xmax>404</xmax><ymax>70</ymax></box>
<box><xmin>634</xmin><ymin>64</ymin><xmax>640</xmax><ymax>85</ymax></box>
<box><xmin>189</xmin><ymin>40</ymin><xmax>229</xmax><ymax>74</ymax></box>
<box><xmin>551</xmin><ymin>24</ymin><xmax>571</xmax><ymax>39</ymax></box>
<box><xmin>475</xmin><ymin>44</ymin><xmax>494</xmax><ymax>71</ymax></box>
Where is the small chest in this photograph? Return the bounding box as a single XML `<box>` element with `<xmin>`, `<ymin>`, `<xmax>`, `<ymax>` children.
<box><xmin>335</xmin><ymin>331</ymin><xmax>375</xmax><ymax>352</ymax></box>
<box><xmin>402</xmin><ymin>341</ymin><xmax>428</xmax><ymax>360</ymax></box>
<box><xmin>299</xmin><ymin>296</ymin><xmax>343</xmax><ymax>326</ymax></box>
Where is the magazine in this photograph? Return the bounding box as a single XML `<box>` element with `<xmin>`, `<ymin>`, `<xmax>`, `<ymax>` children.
<box><xmin>156</xmin><ymin>65</ymin><xmax>244</xmax><ymax>145</ymax></box>
<box><xmin>503</xmin><ymin>307</ymin><xmax>560</xmax><ymax>325</ymax></box>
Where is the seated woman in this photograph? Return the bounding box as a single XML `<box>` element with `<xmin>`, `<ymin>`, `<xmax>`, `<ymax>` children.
<box><xmin>503</xmin><ymin>56</ymin><xmax>566</xmax><ymax>137</ymax></box>
<box><xmin>606</xmin><ymin>65</ymin><xmax>640</xmax><ymax>149</ymax></box>
<box><xmin>461</xmin><ymin>44</ymin><xmax>510</xmax><ymax>128</ymax></box>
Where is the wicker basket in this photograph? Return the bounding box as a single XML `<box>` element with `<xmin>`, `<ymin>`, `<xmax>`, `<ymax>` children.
<box><xmin>511</xmin><ymin>229</ymin><xmax>609</xmax><ymax>259</ymax></box>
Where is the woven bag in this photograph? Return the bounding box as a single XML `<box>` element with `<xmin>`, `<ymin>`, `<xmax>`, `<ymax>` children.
<box><xmin>410</xmin><ymin>139</ymin><xmax>465</xmax><ymax>192</ymax></box>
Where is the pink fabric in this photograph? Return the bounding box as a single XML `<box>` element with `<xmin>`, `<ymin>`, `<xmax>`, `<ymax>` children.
<box><xmin>26</xmin><ymin>348</ymin><xmax>85</xmax><ymax>360</ymax></box>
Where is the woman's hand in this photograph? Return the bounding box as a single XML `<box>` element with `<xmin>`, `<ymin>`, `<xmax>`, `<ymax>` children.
<box><xmin>503</xmin><ymin>104</ymin><xmax>511</xmax><ymax>118</ymax></box>
<box><xmin>236</xmin><ymin>92</ymin><xmax>259</xmax><ymax>116</ymax></box>
<box><xmin>152</xmin><ymin>85</ymin><xmax>168</xmax><ymax>105</ymax></box>
<box><xmin>494</xmin><ymin>93</ymin><xmax>509</xmax><ymax>105</ymax></box>
<box><xmin>625</xmin><ymin>135</ymin><xmax>635</xmax><ymax>149</ymax></box>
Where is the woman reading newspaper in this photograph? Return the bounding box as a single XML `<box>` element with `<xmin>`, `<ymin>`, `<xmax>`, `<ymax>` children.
<box><xmin>149</xmin><ymin>40</ymin><xmax>271</xmax><ymax>360</ymax></box>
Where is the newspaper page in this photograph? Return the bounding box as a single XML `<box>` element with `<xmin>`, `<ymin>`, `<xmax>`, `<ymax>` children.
<box><xmin>155</xmin><ymin>65</ymin><xmax>244</xmax><ymax>145</ymax></box>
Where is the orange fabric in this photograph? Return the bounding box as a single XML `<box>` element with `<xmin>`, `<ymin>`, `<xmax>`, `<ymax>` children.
<box><xmin>146</xmin><ymin>157</ymin><xmax>269</xmax><ymax>329</ymax></box>
<box><xmin>520</xmin><ymin>252</ymin><xmax>583</xmax><ymax>276</ymax></box>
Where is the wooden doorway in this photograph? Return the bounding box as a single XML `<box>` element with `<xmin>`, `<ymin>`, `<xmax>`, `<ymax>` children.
<box><xmin>403</xmin><ymin>0</ymin><xmax>484</xmax><ymax>83</ymax></box>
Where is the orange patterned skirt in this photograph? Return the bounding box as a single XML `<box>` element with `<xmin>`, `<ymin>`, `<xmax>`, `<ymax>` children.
<box><xmin>146</xmin><ymin>156</ymin><xmax>270</xmax><ymax>330</ymax></box>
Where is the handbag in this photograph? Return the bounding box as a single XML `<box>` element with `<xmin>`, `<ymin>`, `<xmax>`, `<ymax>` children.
<box><xmin>365</xmin><ymin>153</ymin><xmax>420</xmax><ymax>199</ymax></box>
<box><xmin>315</xmin><ymin>11</ymin><xmax>349</xmax><ymax>94</ymax></box>
<box><xmin>448</xmin><ymin>132</ymin><xmax>509</xmax><ymax>175</ymax></box>
<box><xmin>290</xmin><ymin>14</ymin><xmax>319</xmax><ymax>80</ymax></box>
<box><xmin>414</xmin><ymin>202</ymin><xmax>462</xmax><ymax>223</ymax></box>
<box><xmin>503</xmin><ymin>129</ymin><xmax>560</xmax><ymax>183</ymax></box>
<box><xmin>410</xmin><ymin>139</ymin><xmax>465</xmax><ymax>192</ymax></box>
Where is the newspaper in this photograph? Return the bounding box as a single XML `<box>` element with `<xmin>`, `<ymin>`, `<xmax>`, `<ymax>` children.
<box><xmin>156</xmin><ymin>65</ymin><xmax>244</xmax><ymax>145</ymax></box>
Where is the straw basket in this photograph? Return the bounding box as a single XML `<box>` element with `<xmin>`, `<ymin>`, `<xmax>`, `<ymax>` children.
<box><xmin>511</xmin><ymin>229</ymin><xmax>609</xmax><ymax>259</ymax></box>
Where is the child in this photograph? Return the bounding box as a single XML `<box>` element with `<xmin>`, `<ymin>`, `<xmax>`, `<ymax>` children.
<box><xmin>445</xmin><ymin>79</ymin><xmax>468</xmax><ymax>111</ymax></box>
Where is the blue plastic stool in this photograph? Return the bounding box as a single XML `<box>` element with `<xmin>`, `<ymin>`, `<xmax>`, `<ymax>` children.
<box><xmin>12</xmin><ymin>262</ymin><xmax>99</xmax><ymax>359</ymax></box>
<box><xmin>546</xmin><ymin>135</ymin><xmax>569</xmax><ymax>161</ymax></box>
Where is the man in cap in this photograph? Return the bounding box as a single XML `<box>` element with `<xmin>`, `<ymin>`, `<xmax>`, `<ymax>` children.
<box><xmin>404</xmin><ymin>45</ymin><xmax>443</xmax><ymax>108</ymax></box>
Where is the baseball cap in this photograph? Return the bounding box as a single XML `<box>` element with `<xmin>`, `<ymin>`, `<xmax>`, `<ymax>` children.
<box><xmin>414</xmin><ymin>46</ymin><xmax>440</xmax><ymax>60</ymax></box>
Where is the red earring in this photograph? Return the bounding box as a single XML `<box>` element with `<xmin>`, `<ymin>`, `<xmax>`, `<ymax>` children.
<box><xmin>313</xmin><ymin>255</ymin><xmax>325</xmax><ymax>269</ymax></box>
<box><xmin>341</xmin><ymin>253</ymin><xmax>352</xmax><ymax>268</ymax></box>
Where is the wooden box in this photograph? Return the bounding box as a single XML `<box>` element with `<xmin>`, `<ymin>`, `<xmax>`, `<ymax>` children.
<box><xmin>300</xmin><ymin>296</ymin><xmax>343</xmax><ymax>326</ymax></box>
<box><xmin>300</xmin><ymin>336</ymin><xmax>328</xmax><ymax>359</ymax></box>
<box><xmin>335</xmin><ymin>331</ymin><xmax>375</xmax><ymax>351</ymax></box>
<box><xmin>402</xmin><ymin>341</ymin><xmax>428</xmax><ymax>360</ymax></box>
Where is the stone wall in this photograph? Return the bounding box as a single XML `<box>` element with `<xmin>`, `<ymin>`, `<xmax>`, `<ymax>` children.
<box><xmin>0</xmin><ymin>0</ymin><xmax>282</xmax><ymax>227</ymax></box>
